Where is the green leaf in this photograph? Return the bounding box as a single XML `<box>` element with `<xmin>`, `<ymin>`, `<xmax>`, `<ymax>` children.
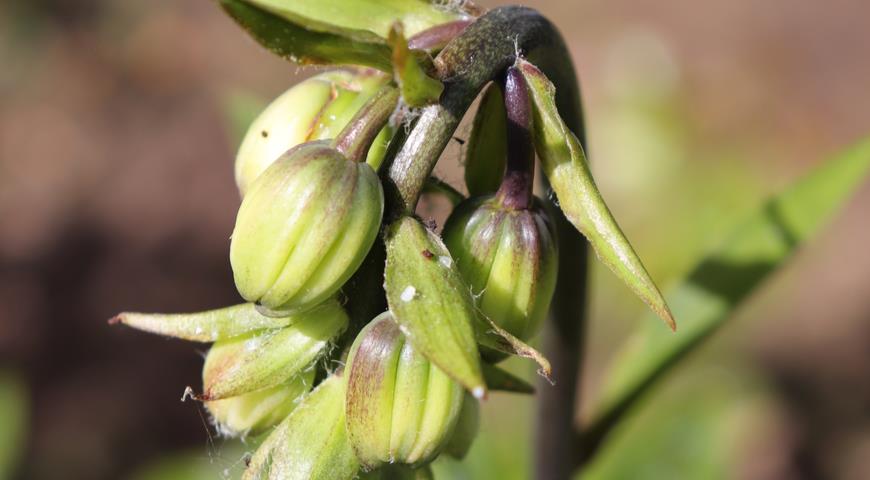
<box><xmin>518</xmin><ymin>59</ymin><xmax>676</xmax><ymax>330</ymax></box>
<box><xmin>220</xmin><ymin>0</ymin><xmax>392</xmax><ymax>71</ymax></box>
<box><xmin>384</xmin><ymin>216</ymin><xmax>486</xmax><ymax>397</ymax></box>
<box><xmin>464</xmin><ymin>82</ymin><xmax>507</xmax><ymax>196</ymax></box>
<box><xmin>584</xmin><ymin>137</ymin><xmax>870</xmax><ymax>449</ymax></box>
<box><xmin>388</xmin><ymin>23</ymin><xmax>444</xmax><ymax>107</ymax></box>
<box><xmin>219</xmin><ymin>0</ymin><xmax>468</xmax><ymax>71</ymax></box>
<box><xmin>243</xmin><ymin>375</ymin><xmax>359</xmax><ymax>480</ymax></box>
<box><xmin>111</xmin><ymin>303</ymin><xmax>294</xmax><ymax>342</ymax></box>
<box><xmin>0</xmin><ymin>371</ymin><xmax>27</xmax><ymax>480</ymax></box>
<box><xmin>242</xmin><ymin>0</ymin><xmax>466</xmax><ymax>39</ymax></box>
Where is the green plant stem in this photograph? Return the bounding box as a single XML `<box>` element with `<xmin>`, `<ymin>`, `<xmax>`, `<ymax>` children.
<box><xmin>376</xmin><ymin>7</ymin><xmax>589</xmax><ymax>479</ymax></box>
<box><xmin>333</xmin><ymin>85</ymin><xmax>400</xmax><ymax>163</ymax></box>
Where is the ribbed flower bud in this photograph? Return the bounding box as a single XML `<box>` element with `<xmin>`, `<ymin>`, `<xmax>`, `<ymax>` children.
<box><xmin>345</xmin><ymin>313</ymin><xmax>464</xmax><ymax>470</ymax></box>
<box><xmin>443</xmin><ymin>195</ymin><xmax>558</xmax><ymax>343</ymax></box>
<box><xmin>206</xmin><ymin>369</ymin><xmax>314</xmax><ymax>437</ymax></box>
<box><xmin>235</xmin><ymin>70</ymin><xmax>390</xmax><ymax>195</ymax></box>
<box><xmin>230</xmin><ymin>141</ymin><xmax>384</xmax><ymax>314</ymax></box>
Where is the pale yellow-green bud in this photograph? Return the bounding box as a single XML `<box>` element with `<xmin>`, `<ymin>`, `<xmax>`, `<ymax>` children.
<box><xmin>235</xmin><ymin>69</ymin><xmax>391</xmax><ymax>195</ymax></box>
<box><xmin>230</xmin><ymin>141</ymin><xmax>384</xmax><ymax>314</ymax></box>
<box><xmin>206</xmin><ymin>369</ymin><xmax>314</xmax><ymax>437</ymax></box>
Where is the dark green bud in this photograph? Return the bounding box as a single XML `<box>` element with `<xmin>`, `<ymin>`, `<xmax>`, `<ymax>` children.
<box><xmin>443</xmin><ymin>195</ymin><xmax>559</xmax><ymax>343</ymax></box>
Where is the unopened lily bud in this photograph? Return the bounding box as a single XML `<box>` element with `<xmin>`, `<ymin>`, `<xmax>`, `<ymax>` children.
<box><xmin>235</xmin><ymin>70</ymin><xmax>391</xmax><ymax>195</ymax></box>
<box><xmin>202</xmin><ymin>299</ymin><xmax>347</xmax><ymax>400</ymax></box>
<box><xmin>230</xmin><ymin>141</ymin><xmax>384</xmax><ymax>314</ymax></box>
<box><xmin>206</xmin><ymin>369</ymin><xmax>314</xmax><ymax>437</ymax></box>
<box><xmin>443</xmin><ymin>195</ymin><xmax>558</xmax><ymax>343</ymax></box>
<box><xmin>346</xmin><ymin>313</ymin><xmax>464</xmax><ymax>470</ymax></box>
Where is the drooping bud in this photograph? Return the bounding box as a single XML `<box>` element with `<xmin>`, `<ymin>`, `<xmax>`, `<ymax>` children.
<box><xmin>206</xmin><ymin>369</ymin><xmax>314</xmax><ymax>437</ymax></box>
<box><xmin>201</xmin><ymin>299</ymin><xmax>347</xmax><ymax>400</ymax></box>
<box><xmin>345</xmin><ymin>313</ymin><xmax>464</xmax><ymax>470</ymax></box>
<box><xmin>243</xmin><ymin>374</ymin><xmax>359</xmax><ymax>480</ymax></box>
<box><xmin>235</xmin><ymin>69</ymin><xmax>391</xmax><ymax>195</ymax></box>
<box><xmin>230</xmin><ymin>141</ymin><xmax>384</xmax><ymax>314</ymax></box>
<box><xmin>442</xmin><ymin>195</ymin><xmax>558</xmax><ymax>343</ymax></box>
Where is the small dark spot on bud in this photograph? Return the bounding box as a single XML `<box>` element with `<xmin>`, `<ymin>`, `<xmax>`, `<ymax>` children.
<box><xmin>421</xmin><ymin>249</ymin><xmax>434</xmax><ymax>259</ymax></box>
<box><xmin>425</xmin><ymin>218</ymin><xmax>438</xmax><ymax>230</ymax></box>
<box><xmin>453</xmin><ymin>136</ymin><xmax>466</xmax><ymax>145</ymax></box>
<box><xmin>244</xmin><ymin>454</ymin><xmax>252</xmax><ymax>467</ymax></box>
<box><xmin>261</xmin><ymin>130</ymin><xmax>269</xmax><ymax>138</ymax></box>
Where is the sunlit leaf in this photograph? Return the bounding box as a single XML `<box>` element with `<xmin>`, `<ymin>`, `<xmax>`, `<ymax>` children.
<box><xmin>219</xmin><ymin>0</ymin><xmax>469</xmax><ymax>71</ymax></box>
<box><xmin>0</xmin><ymin>372</ymin><xmax>27</xmax><ymax>480</ymax></box>
<box><xmin>517</xmin><ymin>58</ymin><xmax>675</xmax><ymax>330</ymax></box>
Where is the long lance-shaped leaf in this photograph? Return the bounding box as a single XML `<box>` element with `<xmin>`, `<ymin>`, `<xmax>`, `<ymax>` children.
<box><xmin>219</xmin><ymin>0</ymin><xmax>468</xmax><ymax>72</ymax></box>
<box><xmin>110</xmin><ymin>303</ymin><xmax>294</xmax><ymax>342</ymax></box>
<box><xmin>384</xmin><ymin>216</ymin><xmax>486</xmax><ymax>398</ymax></box>
<box><xmin>242</xmin><ymin>0</ymin><xmax>467</xmax><ymax>39</ymax></box>
<box><xmin>464</xmin><ymin>82</ymin><xmax>508</xmax><ymax>196</ymax></box>
<box><xmin>582</xmin><ymin>138</ymin><xmax>870</xmax><ymax>456</ymax></box>
<box><xmin>517</xmin><ymin>59</ymin><xmax>676</xmax><ymax>330</ymax></box>
<box><xmin>243</xmin><ymin>375</ymin><xmax>359</xmax><ymax>480</ymax></box>
<box><xmin>219</xmin><ymin>0</ymin><xmax>393</xmax><ymax>71</ymax></box>
<box><xmin>388</xmin><ymin>23</ymin><xmax>444</xmax><ymax>107</ymax></box>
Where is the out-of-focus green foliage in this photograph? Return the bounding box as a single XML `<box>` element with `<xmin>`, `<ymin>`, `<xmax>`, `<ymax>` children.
<box><xmin>580</xmin><ymin>364</ymin><xmax>769</xmax><ymax>480</ymax></box>
<box><xmin>586</xmin><ymin>137</ymin><xmax>870</xmax><ymax>449</ymax></box>
<box><xmin>127</xmin><ymin>444</ymin><xmax>251</xmax><ymax>480</ymax></box>
<box><xmin>0</xmin><ymin>372</ymin><xmax>27</xmax><ymax>480</ymax></box>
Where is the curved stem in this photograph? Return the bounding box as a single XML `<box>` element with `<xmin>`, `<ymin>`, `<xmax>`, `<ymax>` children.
<box><xmin>376</xmin><ymin>7</ymin><xmax>588</xmax><ymax>478</ymax></box>
<box><xmin>333</xmin><ymin>85</ymin><xmax>399</xmax><ymax>163</ymax></box>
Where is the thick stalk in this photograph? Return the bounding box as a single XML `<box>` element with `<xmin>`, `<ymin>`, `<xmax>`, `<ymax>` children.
<box><xmin>369</xmin><ymin>7</ymin><xmax>587</xmax><ymax>477</ymax></box>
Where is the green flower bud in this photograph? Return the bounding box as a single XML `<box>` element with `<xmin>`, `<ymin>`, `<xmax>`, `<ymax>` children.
<box><xmin>235</xmin><ymin>69</ymin><xmax>391</xmax><ymax>195</ymax></box>
<box><xmin>443</xmin><ymin>195</ymin><xmax>558</xmax><ymax>343</ymax></box>
<box><xmin>345</xmin><ymin>313</ymin><xmax>464</xmax><ymax>470</ymax></box>
<box><xmin>230</xmin><ymin>141</ymin><xmax>384</xmax><ymax>314</ymax></box>
<box><xmin>243</xmin><ymin>374</ymin><xmax>359</xmax><ymax>480</ymax></box>
<box><xmin>202</xmin><ymin>299</ymin><xmax>347</xmax><ymax>400</ymax></box>
<box><xmin>206</xmin><ymin>369</ymin><xmax>314</xmax><ymax>437</ymax></box>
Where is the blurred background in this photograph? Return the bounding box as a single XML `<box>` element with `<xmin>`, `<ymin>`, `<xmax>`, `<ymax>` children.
<box><xmin>1</xmin><ymin>0</ymin><xmax>869</xmax><ymax>479</ymax></box>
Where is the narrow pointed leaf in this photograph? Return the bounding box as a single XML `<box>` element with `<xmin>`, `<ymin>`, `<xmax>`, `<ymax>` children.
<box><xmin>584</xmin><ymin>138</ymin><xmax>870</xmax><ymax>452</ymax></box>
<box><xmin>517</xmin><ymin>59</ymin><xmax>675</xmax><ymax>330</ymax></box>
<box><xmin>202</xmin><ymin>302</ymin><xmax>347</xmax><ymax>400</ymax></box>
<box><xmin>110</xmin><ymin>303</ymin><xmax>294</xmax><ymax>342</ymax></box>
<box><xmin>388</xmin><ymin>23</ymin><xmax>444</xmax><ymax>107</ymax></box>
<box><xmin>464</xmin><ymin>82</ymin><xmax>507</xmax><ymax>195</ymax></box>
<box><xmin>384</xmin><ymin>216</ymin><xmax>486</xmax><ymax>397</ymax></box>
<box><xmin>243</xmin><ymin>375</ymin><xmax>358</xmax><ymax>480</ymax></box>
<box><xmin>482</xmin><ymin>363</ymin><xmax>535</xmax><ymax>394</ymax></box>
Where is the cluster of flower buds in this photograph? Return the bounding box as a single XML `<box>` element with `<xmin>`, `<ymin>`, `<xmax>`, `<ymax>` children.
<box><xmin>114</xmin><ymin>4</ymin><xmax>676</xmax><ymax>479</ymax></box>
